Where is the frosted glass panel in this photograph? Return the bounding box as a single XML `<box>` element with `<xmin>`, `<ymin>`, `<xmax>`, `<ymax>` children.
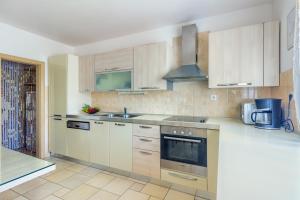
<box><xmin>95</xmin><ymin>71</ymin><xmax>132</xmax><ymax>91</ymax></box>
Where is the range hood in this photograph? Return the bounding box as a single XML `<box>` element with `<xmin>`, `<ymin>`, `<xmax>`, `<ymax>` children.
<box><xmin>163</xmin><ymin>24</ymin><xmax>208</xmax><ymax>85</ymax></box>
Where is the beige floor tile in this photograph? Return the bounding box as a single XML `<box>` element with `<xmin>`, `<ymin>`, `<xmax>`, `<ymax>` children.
<box><xmin>12</xmin><ymin>178</ymin><xmax>47</xmax><ymax>194</ymax></box>
<box><xmin>23</xmin><ymin>182</ymin><xmax>62</xmax><ymax>200</ymax></box>
<box><xmin>88</xmin><ymin>190</ymin><xmax>119</xmax><ymax>200</ymax></box>
<box><xmin>43</xmin><ymin>195</ymin><xmax>61</xmax><ymax>200</ymax></box>
<box><xmin>79</xmin><ymin>167</ymin><xmax>101</xmax><ymax>177</ymax></box>
<box><xmin>149</xmin><ymin>197</ymin><xmax>160</xmax><ymax>200</ymax></box>
<box><xmin>141</xmin><ymin>183</ymin><xmax>168</xmax><ymax>199</ymax></box>
<box><xmin>130</xmin><ymin>183</ymin><xmax>145</xmax><ymax>192</ymax></box>
<box><xmin>164</xmin><ymin>190</ymin><xmax>194</xmax><ymax>200</ymax></box>
<box><xmin>119</xmin><ymin>190</ymin><xmax>149</xmax><ymax>200</ymax></box>
<box><xmin>59</xmin><ymin>173</ymin><xmax>90</xmax><ymax>189</ymax></box>
<box><xmin>102</xmin><ymin>178</ymin><xmax>134</xmax><ymax>195</ymax></box>
<box><xmin>86</xmin><ymin>173</ymin><xmax>115</xmax><ymax>189</ymax></box>
<box><xmin>62</xmin><ymin>184</ymin><xmax>98</xmax><ymax>200</ymax></box>
<box><xmin>13</xmin><ymin>196</ymin><xmax>29</xmax><ymax>200</ymax></box>
<box><xmin>53</xmin><ymin>188</ymin><xmax>71</xmax><ymax>197</ymax></box>
<box><xmin>66</xmin><ymin>163</ymin><xmax>88</xmax><ymax>173</ymax></box>
<box><xmin>0</xmin><ymin>190</ymin><xmax>20</xmax><ymax>200</ymax></box>
<box><xmin>45</xmin><ymin>169</ymin><xmax>75</xmax><ymax>183</ymax></box>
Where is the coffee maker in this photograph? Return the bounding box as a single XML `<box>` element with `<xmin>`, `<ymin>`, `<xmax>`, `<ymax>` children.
<box><xmin>251</xmin><ymin>98</ymin><xmax>282</xmax><ymax>130</ymax></box>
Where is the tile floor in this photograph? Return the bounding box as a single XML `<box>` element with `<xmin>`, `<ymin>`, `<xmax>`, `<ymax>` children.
<box><xmin>0</xmin><ymin>157</ymin><xmax>206</xmax><ymax>200</ymax></box>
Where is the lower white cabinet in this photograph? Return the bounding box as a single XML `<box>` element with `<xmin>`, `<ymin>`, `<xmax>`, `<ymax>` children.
<box><xmin>90</xmin><ymin>121</ymin><xmax>110</xmax><ymax>166</ymax></box>
<box><xmin>49</xmin><ymin>117</ymin><xmax>67</xmax><ymax>155</ymax></box>
<box><xmin>109</xmin><ymin>122</ymin><xmax>133</xmax><ymax>172</ymax></box>
<box><xmin>66</xmin><ymin>120</ymin><xmax>90</xmax><ymax>162</ymax></box>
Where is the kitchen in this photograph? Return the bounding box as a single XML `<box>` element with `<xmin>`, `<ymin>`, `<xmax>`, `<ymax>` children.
<box><xmin>1</xmin><ymin>0</ymin><xmax>300</xmax><ymax>200</ymax></box>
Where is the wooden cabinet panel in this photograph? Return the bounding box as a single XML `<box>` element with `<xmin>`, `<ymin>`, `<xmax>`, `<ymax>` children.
<box><xmin>264</xmin><ymin>21</ymin><xmax>280</xmax><ymax>87</ymax></box>
<box><xmin>95</xmin><ymin>48</ymin><xmax>133</xmax><ymax>73</ymax></box>
<box><xmin>48</xmin><ymin>56</ymin><xmax>67</xmax><ymax>116</ymax></box>
<box><xmin>133</xmin><ymin>136</ymin><xmax>160</xmax><ymax>152</ymax></box>
<box><xmin>79</xmin><ymin>55</ymin><xmax>95</xmax><ymax>92</ymax></box>
<box><xmin>207</xmin><ymin>130</ymin><xmax>219</xmax><ymax>194</ymax></box>
<box><xmin>109</xmin><ymin>122</ymin><xmax>132</xmax><ymax>172</ymax></box>
<box><xmin>90</xmin><ymin>121</ymin><xmax>109</xmax><ymax>166</ymax></box>
<box><xmin>49</xmin><ymin>117</ymin><xmax>67</xmax><ymax>155</ymax></box>
<box><xmin>209</xmin><ymin>24</ymin><xmax>264</xmax><ymax>88</ymax></box>
<box><xmin>132</xmin><ymin>124</ymin><xmax>160</xmax><ymax>138</ymax></box>
<box><xmin>134</xmin><ymin>42</ymin><xmax>169</xmax><ymax>90</ymax></box>
<box><xmin>133</xmin><ymin>149</ymin><xmax>160</xmax><ymax>179</ymax></box>
<box><xmin>161</xmin><ymin>169</ymin><xmax>207</xmax><ymax>190</ymax></box>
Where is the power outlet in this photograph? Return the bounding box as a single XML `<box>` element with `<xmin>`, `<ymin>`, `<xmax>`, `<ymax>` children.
<box><xmin>210</xmin><ymin>94</ymin><xmax>218</xmax><ymax>101</ymax></box>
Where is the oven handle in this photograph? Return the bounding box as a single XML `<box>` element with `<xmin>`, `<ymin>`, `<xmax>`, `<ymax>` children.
<box><xmin>168</xmin><ymin>172</ymin><xmax>198</xmax><ymax>181</ymax></box>
<box><xmin>163</xmin><ymin>136</ymin><xmax>201</xmax><ymax>143</ymax></box>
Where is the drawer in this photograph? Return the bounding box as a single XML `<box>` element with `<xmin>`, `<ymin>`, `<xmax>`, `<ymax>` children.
<box><xmin>133</xmin><ymin>149</ymin><xmax>160</xmax><ymax>179</ymax></box>
<box><xmin>161</xmin><ymin>169</ymin><xmax>207</xmax><ymax>191</ymax></box>
<box><xmin>133</xmin><ymin>136</ymin><xmax>160</xmax><ymax>152</ymax></box>
<box><xmin>133</xmin><ymin>124</ymin><xmax>160</xmax><ymax>138</ymax></box>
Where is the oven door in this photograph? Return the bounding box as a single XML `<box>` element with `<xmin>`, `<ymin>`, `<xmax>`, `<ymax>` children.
<box><xmin>161</xmin><ymin>134</ymin><xmax>207</xmax><ymax>167</ymax></box>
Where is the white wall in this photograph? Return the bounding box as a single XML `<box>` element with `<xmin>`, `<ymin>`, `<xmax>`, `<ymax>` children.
<box><xmin>74</xmin><ymin>3</ymin><xmax>273</xmax><ymax>55</ymax></box>
<box><xmin>272</xmin><ymin>0</ymin><xmax>296</xmax><ymax>72</ymax></box>
<box><xmin>0</xmin><ymin>22</ymin><xmax>74</xmax><ymax>157</ymax></box>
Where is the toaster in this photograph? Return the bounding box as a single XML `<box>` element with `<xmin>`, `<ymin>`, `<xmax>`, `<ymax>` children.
<box><xmin>241</xmin><ymin>102</ymin><xmax>256</xmax><ymax>125</ymax></box>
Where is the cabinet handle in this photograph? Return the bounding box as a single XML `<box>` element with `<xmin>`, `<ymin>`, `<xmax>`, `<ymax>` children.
<box><xmin>217</xmin><ymin>82</ymin><xmax>252</xmax><ymax>87</ymax></box>
<box><xmin>139</xmin><ymin>125</ymin><xmax>152</xmax><ymax>129</ymax></box>
<box><xmin>54</xmin><ymin>118</ymin><xmax>62</xmax><ymax>121</ymax></box>
<box><xmin>139</xmin><ymin>87</ymin><xmax>160</xmax><ymax>90</ymax></box>
<box><xmin>139</xmin><ymin>151</ymin><xmax>152</xmax><ymax>155</ymax></box>
<box><xmin>95</xmin><ymin>121</ymin><xmax>104</xmax><ymax>124</ymax></box>
<box><xmin>54</xmin><ymin>115</ymin><xmax>62</xmax><ymax>117</ymax></box>
<box><xmin>139</xmin><ymin>138</ymin><xmax>152</xmax><ymax>142</ymax></box>
<box><xmin>168</xmin><ymin>172</ymin><xmax>198</xmax><ymax>181</ymax></box>
<box><xmin>115</xmin><ymin>123</ymin><xmax>125</xmax><ymax>126</ymax></box>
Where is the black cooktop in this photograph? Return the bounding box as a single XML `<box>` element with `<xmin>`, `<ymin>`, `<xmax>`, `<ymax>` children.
<box><xmin>163</xmin><ymin>116</ymin><xmax>207</xmax><ymax>123</ymax></box>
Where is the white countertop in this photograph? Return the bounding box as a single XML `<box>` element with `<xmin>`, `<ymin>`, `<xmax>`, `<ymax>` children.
<box><xmin>207</xmin><ymin>118</ymin><xmax>300</xmax><ymax>200</ymax></box>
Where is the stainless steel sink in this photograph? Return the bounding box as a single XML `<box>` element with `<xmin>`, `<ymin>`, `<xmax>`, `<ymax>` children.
<box><xmin>100</xmin><ymin>113</ymin><xmax>140</xmax><ymax>119</ymax></box>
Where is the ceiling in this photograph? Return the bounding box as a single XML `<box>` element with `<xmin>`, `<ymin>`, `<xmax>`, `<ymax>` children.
<box><xmin>0</xmin><ymin>0</ymin><xmax>272</xmax><ymax>46</ymax></box>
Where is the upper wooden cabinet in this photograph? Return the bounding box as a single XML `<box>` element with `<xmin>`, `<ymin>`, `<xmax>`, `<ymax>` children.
<box><xmin>79</xmin><ymin>55</ymin><xmax>95</xmax><ymax>92</ymax></box>
<box><xmin>134</xmin><ymin>42</ymin><xmax>169</xmax><ymax>90</ymax></box>
<box><xmin>94</xmin><ymin>48</ymin><xmax>133</xmax><ymax>73</ymax></box>
<box><xmin>209</xmin><ymin>21</ymin><xmax>279</xmax><ymax>88</ymax></box>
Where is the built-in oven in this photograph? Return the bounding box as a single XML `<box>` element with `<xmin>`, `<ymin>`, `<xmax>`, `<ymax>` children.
<box><xmin>160</xmin><ymin>126</ymin><xmax>207</xmax><ymax>177</ymax></box>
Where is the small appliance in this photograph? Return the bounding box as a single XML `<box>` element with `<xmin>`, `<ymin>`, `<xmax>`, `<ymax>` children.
<box><xmin>251</xmin><ymin>98</ymin><xmax>282</xmax><ymax>130</ymax></box>
<box><xmin>240</xmin><ymin>102</ymin><xmax>256</xmax><ymax>124</ymax></box>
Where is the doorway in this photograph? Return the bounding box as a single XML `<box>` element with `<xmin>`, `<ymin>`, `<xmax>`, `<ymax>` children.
<box><xmin>0</xmin><ymin>53</ymin><xmax>46</xmax><ymax>158</ymax></box>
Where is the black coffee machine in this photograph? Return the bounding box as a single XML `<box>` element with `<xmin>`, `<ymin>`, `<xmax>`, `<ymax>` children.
<box><xmin>251</xmin><ymin>98</ymin><xmax>282</xmax><ymax>130</ymax></box>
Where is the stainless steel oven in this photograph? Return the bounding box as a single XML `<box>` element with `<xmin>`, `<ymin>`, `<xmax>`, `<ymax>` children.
<box><xmin>160</xmin><ymin>126</ymin><xmax>207</xmax><ymax>177</ymax></box>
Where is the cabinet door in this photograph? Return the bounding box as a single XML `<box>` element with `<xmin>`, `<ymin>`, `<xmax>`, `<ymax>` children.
<box><xmin>90</xmin><ymin>121</ymin><xmax>109</xmax><ymax>166</ymax></box>
<box><xmin>79</xmin><ymin>55</ymin><xmax>95</xmax><ymax>92</ymax></box>
<box><xmin>49</xmin><ymin>117</ymin><xmax>67</xmax><ymax>155</ymax></box>
<box><xmin>66</xmin><ymin>122</ymin><xmax>90</xmax><ymax>161</ymax></box>
<box><xmin>48</xmin><ymin>57</ymin><xmax>67</xmax><ymax>116</ymax></box>
<box><xmin>134</xmin><ymin>42</ymin><xmax>168</xmax><ymax>90</ymax></box>
<box><xmin>95</xmin><ymin>48</ymin><xmax>133</xmax><ymax>73</ymax></box>
<box><xmin>209</xmin><ymin>24</ymin><xmax>264</xmax><ymax>88</ymax></box>
<box><xmin>109</xmin><ymin>122</ymin><xmax>132</xmax><ymax>172</ymax></box>
<box><xmin>264</xmin><ymin>21</ymin><xmax>280</xmax><ymax>87</ymax></box>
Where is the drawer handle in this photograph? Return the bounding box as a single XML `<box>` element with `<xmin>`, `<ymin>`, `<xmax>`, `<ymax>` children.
<box><xmin>139</xmin><ymin>87</ymin><xmax>160</xmax><ymax>90</ymax></box>
<box><xmin>115</xmin><ymin>123</ymin><xmax>125</xmax><ymax>126</ymax></box>
<box><xmin>139</xmin><ymin>138</ymin><xmax>152</xmax><ymax>142</ymax></box>
<box><xmin>217</xmin><ymin>82</ymin><xmax>252</xmax><ymax>87</ymax></box>
<box><xmin>53</xmin><ymin>118</ymin><xmax>62</xmax><ymax>121</ymax></box>
<box><xmin>139</xmin><ymin>125</ymin><xmax>152</xmax><ymax>129</ymax></box>
<box><xmin>95</xmin><ymin>121</ymin><xmax>104</xmax><ymax>124</ymax></box>
<box><xmin>168</xmin><ymin>172</ymin><xmax>198</xmax><ymax>181</ymax></box>
<box><xmin>139</xmin><ymin>151</ymin><xmax>152</xmax><ymax>155</ymax></box>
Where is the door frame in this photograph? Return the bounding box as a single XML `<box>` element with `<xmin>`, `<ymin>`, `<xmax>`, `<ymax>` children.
<box><xmin>0</xmin><ymin>53</ymin><xmax>46</xmax><ymax>158</ymax></box>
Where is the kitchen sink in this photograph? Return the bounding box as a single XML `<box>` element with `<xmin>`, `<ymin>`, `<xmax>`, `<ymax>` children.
<box><xmin>100</xmin><ymin>113</ymin><xmax>140</xmax><ymax>119</ymax></box>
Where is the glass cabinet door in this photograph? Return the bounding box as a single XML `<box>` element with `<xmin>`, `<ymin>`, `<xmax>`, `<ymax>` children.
<box><xmin>95</xmin><ymin>71</ymin><xmax>132</xmax><ymax>91</ymax></box>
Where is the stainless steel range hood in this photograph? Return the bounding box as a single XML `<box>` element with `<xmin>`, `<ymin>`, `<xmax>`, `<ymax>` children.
<box><xmin>163</xmin><ymin>24</ymin><xmax>208</xmax><ymax>86</ymax></box>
